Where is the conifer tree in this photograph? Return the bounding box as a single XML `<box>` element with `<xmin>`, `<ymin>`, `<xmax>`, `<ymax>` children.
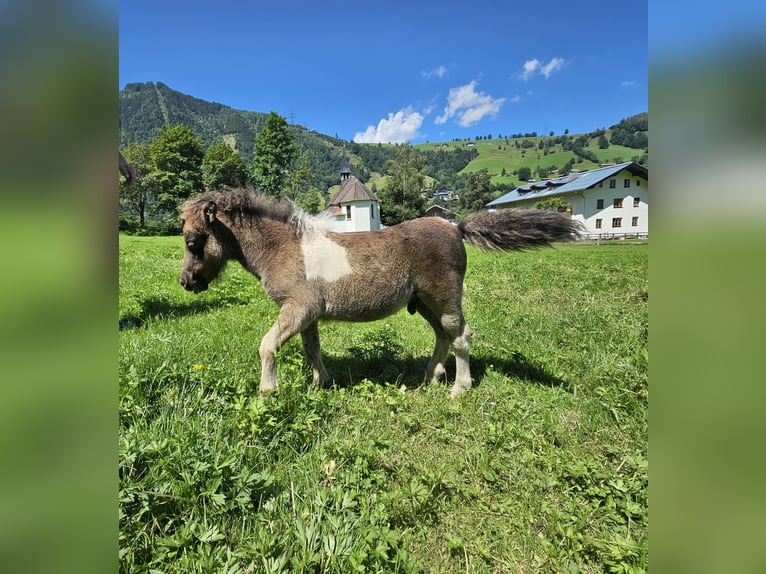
<box><xmin>252</xmin><ymin>112</ymin><xmax>299</xmax><ymax>196</ymax></box>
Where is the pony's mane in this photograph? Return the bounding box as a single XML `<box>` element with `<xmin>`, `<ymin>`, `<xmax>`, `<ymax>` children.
<box><xmin>180</xmin><ymin>189</ymin><xmax>331</xmax><ymax>234</ymax></box>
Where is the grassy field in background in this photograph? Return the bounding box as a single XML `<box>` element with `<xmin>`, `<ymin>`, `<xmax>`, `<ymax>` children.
<box><xmin>119</xmin><ymin>234</ymin><xmax>647</xmax><ymax>573</ymax></box>
<box><xmin>415</xmin><ymin>137</ymin><xmax>643</xmax><ymax>187</ymax></box>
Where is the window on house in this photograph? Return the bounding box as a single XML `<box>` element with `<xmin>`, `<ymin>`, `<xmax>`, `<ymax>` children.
<box><xmin>598</xmin><ymin>181</ymin><xmax>603</xmax><ymax>188</ymax></box>
<box><xmin>624</xmin><ymin>178</ymin><xmax>631</xmax><ymax>188</ymax></box>
<box><xmin>633</xmin><ymin>197</ymin><xmax>640</xmax><ymax>207</ymax></box>
<box><xmin>612</xmin><ymin>218</ymin><xmax>622</xmax><ymax>228</ymax></box>
<box><xmin>632</xmin><ymin>216</ymin><xmax>639</xmax><ymax>226</ymax></box>
<box><xmin>370</xmin><ymin>205</ymin><xmax>375</xmax><ymax>219</ymax></box>
<box><xmin>609</xmin><ymin>179</ymin><xmax>616</xmax><ymax>188</ymax></box>
<box><xmin>595</xmin><ymin>218</ymin><xmax>602</xmax><ymax>229</ymax></box>
<box><xmin>346</xmin><ymin>206</ymin><xmax>351</xmax><ymax>220</ymax></box>
<box><xmin>613</xmin><ymin>198</ymin><xmax>623</xmax><ymax>208</ymax></box>
<box><xmin>596</xmin><ymin>199</ymin><xmax>604</xmax><ymax>209</ymax></box>
<box><xmin>636</xmin><ymin>179</ymin><xmax>641</xmax><ymax>186</ymax></box>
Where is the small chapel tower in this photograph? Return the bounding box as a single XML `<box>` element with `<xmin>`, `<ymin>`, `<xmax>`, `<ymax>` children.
<box><xmin>325</xmin><ymin>145</ymin><xmax>381</xmax><ymax>232</ymax></box>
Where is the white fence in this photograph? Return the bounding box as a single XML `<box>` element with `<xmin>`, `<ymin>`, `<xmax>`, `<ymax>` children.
<box><xmin>584</xmin><ymin>232</ymin><xmax>648</xmax><ymax>241</ymax></box>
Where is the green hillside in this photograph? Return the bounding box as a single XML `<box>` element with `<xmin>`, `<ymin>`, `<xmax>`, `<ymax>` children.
<box><xmin>120</xmin><ymin>82</ymin><xmax>647</xmax><ymax>195</ymax></box>
<box><xmin>414</xmin><ymin>122</ymin><xmax>647</xmax><ymax>187</ymax></box>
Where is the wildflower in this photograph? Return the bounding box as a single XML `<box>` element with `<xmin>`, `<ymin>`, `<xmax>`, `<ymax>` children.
<box><xmin>193</xmin><ymin>364</ymin><xmax>204</xmax><ymax>371</ymax></box>
<box><xmin>321</xmin><ymin>460</ymin><xmax>337</xmax><ymax>485</ymax></box>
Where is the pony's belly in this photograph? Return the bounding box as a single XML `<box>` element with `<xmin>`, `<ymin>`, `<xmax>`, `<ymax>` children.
<box><xmin>322</xmin><ymin>282</ymin><xmax>412</xmax><ymax>322</ymax></box>
<box><xmin>334</xmin><ymin>303</ymin><xmax>408</xmax><ymax>322</ymax></box>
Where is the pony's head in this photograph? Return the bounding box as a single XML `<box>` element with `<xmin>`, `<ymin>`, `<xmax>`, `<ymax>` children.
<box><xmin>178</xmin><ymin>189</ymin><xmax>299</xmax><ymax>293</ymax></box>
<box><xmin>178</xmin><ymin>198</ymin><xmax>230</xmax><ymax>293</ymax></box>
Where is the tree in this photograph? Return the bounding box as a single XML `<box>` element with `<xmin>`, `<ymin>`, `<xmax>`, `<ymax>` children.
<box><xmin>459</xmin><ymin>169</ymin><xmax>494</xmax><ymax>214</ymax></box>
<box><xmin>598</xmin><ymin>134</ymin><xmax>610</xmax><ymax>149</ymax></box>
<box><xmin>149</xmin><ymin>124</ymin><xmax>204</xmax><ymax>214</ymax></box>
<box><xmin>536</xmin><ymin>165</ymin><xmax>556</xmax><ymax>180</ymax></box>
<box><xmin>517</xmin><ymin>166</ymin><xmax>532</xmax><ymax>182</ymax></box>
<box><xmin>295</xmin><ymin>188</ymin><xmax>325</xmax><ymax>214</ymax></box>
<box><xmin>202</xmin><ymin>141</ymin><xmax>249</xmax><ymax>190</ymax></box>
<box><xmin>284</xmin><ymin>154</ymin><xmax>315</xmax><ymax>202</ymax></box>
<box><xmin>534</xmin><ymin>197</ymin><xmax>571</xmax><ymax>212</ymax></box>
<box><xmin>377</xmin><ymin>144</ymin><xmax>427</xmax><ymax>225</ymax></box>
<box><xmin>120</xmin><ymin>142</ymin><xmax>157</xmax><ymax>227</ymax></box>
<box><xmin>252</xmin><ymin>111</ymin><xmax>299</xmax><ymax>197</ymax></box>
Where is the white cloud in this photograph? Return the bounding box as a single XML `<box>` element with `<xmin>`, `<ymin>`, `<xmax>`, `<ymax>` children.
<box><xmin>540</xmin><ymin>57</ymin><xmax>565</xmax><ymax>78</ymax></box>
<box><xmin>435</xmin><ymin>81</ymin><xmax>506</xmax><ymax>127</ymax></box>
<box><xmin>353</xmin><ymin>107</ymin><xmax>424</xmax><ymax>144</ymax></box>
<box><xmin>510</xmin><ymin>94</ymin><xmax>521</xmax><ymax>103</ymax></box>
<box><xmin>622</xmin><ymin>80</ymin><xmax>637</xmax><ymax>87</ymax></box>
<box><xmin>520</xmin><ymin>57</ymin><xmax>566</xmax><ymax>81</ymax></box>
<box><xmin>521</xmin><ymin>59</ymin><xmax>540</xmax><ymax>81</ymax></box>
<box><xmin>421</xmin><ymin>65</ymin><xmax>447</xmax><ymax>79</ymax></box>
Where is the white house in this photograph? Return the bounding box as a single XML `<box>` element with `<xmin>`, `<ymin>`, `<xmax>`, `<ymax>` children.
<box><xmin>487</xmin><ymin>161</ymin><xmax>648</xmax><ymax>239</ymax></box>
<box><xmin>325</xmin><ymin>147</ymin><xmax>381</xmax><ymax>232</ymax></box>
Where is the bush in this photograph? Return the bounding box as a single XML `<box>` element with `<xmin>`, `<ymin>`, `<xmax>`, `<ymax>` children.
<box><xmin>119</xmin><ymin>213</ymin><xmax>141</xmax><ymax>234</ymax></box>
<box><xmin>119</xmin><ymin>213</ymin><xmax>182</xmax><ymax>236</ymax></box>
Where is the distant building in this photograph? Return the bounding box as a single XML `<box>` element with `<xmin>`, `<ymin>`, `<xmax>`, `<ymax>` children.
<box><xmin>487</xmin><ymin>161</ymin><xmax>648</xmax><ymax>238</ymax></box>
<box><xmin>325</xmin><ymin>146</ymin><xmax>381</xmax><ymax>232</ymax></box>
<box><xmin>434</xmin><ymin>186</ymin><xmax>453</xmax><ymax>201</ymax></box>
<box><xmin>424</xmin><ymin>204</ymin><xmax>458</xmax><ymax>223</ymax></box>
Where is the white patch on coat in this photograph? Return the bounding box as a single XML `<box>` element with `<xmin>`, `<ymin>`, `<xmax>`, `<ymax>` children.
<box><xmin>290</xmin><ymin>205</ymin><xmax>333</xmax><ymax>234</ymax></box>
<box><xmin>301</xmin><ymin>229</ymin><xmax>352</xmax><ymax>282</ymax></box>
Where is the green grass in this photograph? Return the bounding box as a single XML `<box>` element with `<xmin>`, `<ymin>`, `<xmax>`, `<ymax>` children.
<box><xmin>119</xmin><ymin>234</ymin><xmax>648</xmax><ymax>573</ymax></box>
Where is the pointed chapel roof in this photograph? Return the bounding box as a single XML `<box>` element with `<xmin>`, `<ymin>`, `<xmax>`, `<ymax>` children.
<box><xmin>326</xmin><ymin>175</ymin><xmax>380</xmax><ymax>207</ymax></box>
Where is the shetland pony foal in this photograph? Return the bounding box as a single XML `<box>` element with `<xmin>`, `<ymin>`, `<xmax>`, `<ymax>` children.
<box><xmin>179</xmin><ymin>190</ymin><xmax>579</xmax><ymax>397</ymax></box>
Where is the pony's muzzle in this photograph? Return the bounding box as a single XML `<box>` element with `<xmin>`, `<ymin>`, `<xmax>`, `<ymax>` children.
<box><xmin>180</xmin><ymin>275</ymin><xmax>208</xmax><ymax>293</ymax></box>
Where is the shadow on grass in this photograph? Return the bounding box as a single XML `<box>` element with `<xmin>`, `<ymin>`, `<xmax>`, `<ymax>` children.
<box><xmin>471</xmin><ymin>351</ymin><xmax>572</xmax><ymax>391</ymax></box>
<box><xmin>119</xmin><ymin>294</ymin><xmax>251</xmax><ymax>330</ymax></box>
<box><xmin>322</xmin><ymin>343</ymin><xmax>570</xmax><ymax>393</ymax></box>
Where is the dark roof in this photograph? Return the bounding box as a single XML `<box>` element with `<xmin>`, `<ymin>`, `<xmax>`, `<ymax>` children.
<box><xmin>487</xmin><ymin>161</ymin><xmax>648</xmax><ymax>207</ymax></box>
<box><xmin>424</xmin><ymin>204</ymin><xmax>456</xmax><ymax>215</ymax></box>
<box><xmin>326</xmin><ymin>175</ymin><xmax>380</xmax><ymax>207</ymax></box>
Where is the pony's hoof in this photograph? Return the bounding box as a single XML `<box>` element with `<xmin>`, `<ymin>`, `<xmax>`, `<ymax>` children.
<box><xmin>259</xmin><ymin>386</ymin><xmax>277</xmax><ymax>399</ymax></box>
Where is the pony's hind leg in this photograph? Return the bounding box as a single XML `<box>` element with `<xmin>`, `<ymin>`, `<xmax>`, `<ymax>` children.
<box><xmin>441</xmin><ymin>313</ymin><xmax>473</xmax><ymax>398</ymax></box>
<box><xmin>415</xmin><ymin>301</ymin><xmax>451</xmax><ymax>382</ymax></box>
<box><xmin>301</xmin><ymin>321</ymin><xmax>331</xmax><ymax>385</ymax></box>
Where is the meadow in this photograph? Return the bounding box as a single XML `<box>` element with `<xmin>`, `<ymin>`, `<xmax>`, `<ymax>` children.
<box><xmin>119</xmin><ymin>234</ymin><xmax>648</xmax><ymax>573</ymax></box>
<box><xmin>416</xmin><ymin>138</ymin><xmax>643</xmax><ymax>187</ymax></box>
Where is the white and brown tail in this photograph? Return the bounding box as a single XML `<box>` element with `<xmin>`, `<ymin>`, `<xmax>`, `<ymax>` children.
<box><xmin>458</xmin><ymin>209</ymin><xmax>582</xmax><ymax>251</ymax></box>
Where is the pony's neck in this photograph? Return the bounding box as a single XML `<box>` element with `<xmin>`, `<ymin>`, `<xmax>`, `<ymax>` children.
<box><xmin>227</xmin><ymin>215</ymin><xmax>298</xmax><ymax>280</ymax></box>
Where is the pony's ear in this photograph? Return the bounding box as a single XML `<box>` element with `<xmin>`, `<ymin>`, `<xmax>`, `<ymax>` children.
<box><xmin>203</xmin><ymin>201</ymin><xmax>217</xmax><ymax>224</ymax></box>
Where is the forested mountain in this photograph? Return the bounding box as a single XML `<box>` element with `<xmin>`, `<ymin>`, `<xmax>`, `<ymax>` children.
<box><xmin>120</xmin><ymin>81</ymin><xmax>368</xmax><ymax>192</ymax></box>
<box><xmin>119</xmin><ymin>82</ymin><xmax>265</xmax><ymax>152</ymax></box>
<box><xmin>119</xmin><ymin>81</ymin><xmax>647</xmax><ymax>198</ymax></box>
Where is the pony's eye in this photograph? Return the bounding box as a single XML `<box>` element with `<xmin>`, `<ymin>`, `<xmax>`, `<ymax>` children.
<box><xmin>185</xmin><ymin>233</ymin><xmax>207</xmax><ymax>254</ymax></box>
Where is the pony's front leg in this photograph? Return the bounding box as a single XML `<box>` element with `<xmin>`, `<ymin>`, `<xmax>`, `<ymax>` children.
<box><xmin>258</xmin><ymin>305</ymin><xmax>310</xmax><ymax>396</ymax></box>
<box><xmin>301</xmin><ymin>321</ymin><xmax>331</xmax><ymax>385</ymax></box>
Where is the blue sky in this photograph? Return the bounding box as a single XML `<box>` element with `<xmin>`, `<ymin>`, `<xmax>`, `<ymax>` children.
<box><xmin>119</xmin><ymin>0</ymin><xmax>647</xmax><ymax>144</ymax></box>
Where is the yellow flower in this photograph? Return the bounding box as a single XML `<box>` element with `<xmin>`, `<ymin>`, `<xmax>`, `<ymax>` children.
<box><xmin>193</xmin><ymin>364</ymin><xmax>204</xmax><ymax>371</ymax></box>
